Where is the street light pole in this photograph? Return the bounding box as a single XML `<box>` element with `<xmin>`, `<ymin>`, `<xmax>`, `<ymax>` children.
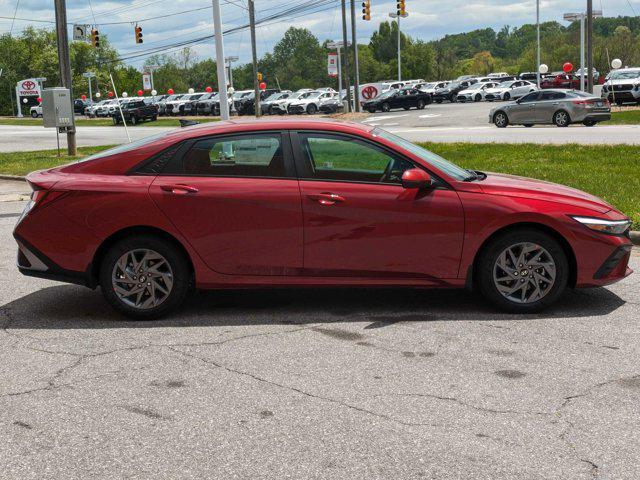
<box><xmin>564</xmin><ymin>10</ymin><xmax>601</xmax><ymax>92</ymax></box>
<box><xmin>211</xmin><ymin>0</ymin><xmax>229</xmax><ymax>120</ymax></box>
<box><xmin>536</xmin><ymin>0</ymin><xmax>541</xmax><ymax>88</ymax></box>
<box><xmin>389</xmin><ymin>12</ymin><xmax>408</xmax><ymax>82</ymax></box>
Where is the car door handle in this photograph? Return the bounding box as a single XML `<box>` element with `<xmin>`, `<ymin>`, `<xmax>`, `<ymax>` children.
<box><xmin>160</xmin><ymin>184</ymin><xmax>199</xmax><ymax>195</ymax></box>
<box><xmin>307</xmin><ymin>193</ymin><xmax>346</xmax><ymax>206</ymax></box>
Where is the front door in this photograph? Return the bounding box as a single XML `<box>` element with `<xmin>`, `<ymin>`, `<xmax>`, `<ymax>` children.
<box><xmin>149</xmin><ymin>131</ymin><xmax>303</xmax><ymax>276</ymax></box>
<box><xmin>292</xmin><ymin>132</ymin><xmax>464</xmax><ymax>280</ymax></box>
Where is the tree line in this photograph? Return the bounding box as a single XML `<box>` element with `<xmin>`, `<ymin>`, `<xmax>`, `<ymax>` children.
<box><xmin>1</xmin><ymin>16</ymin><xmax>640</xmax><ymax>115</ymax></box>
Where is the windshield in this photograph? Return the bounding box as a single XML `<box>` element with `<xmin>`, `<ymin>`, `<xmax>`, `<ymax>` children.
<box><xmin>377</xmin><ymin>90</ymin><xmax>396</xmax><ymax>99</ymax></box>
<box><xmin>421</xmin><ymin>83</ymin><xmax>436</xmax><ymax>89</ymax></box>
<box><xmin>298</xmin><ymin>92</ymin><xmax>315</xmax><ymax>99</ymax></box>
<box><xmin>164</xmin><ymin>95</ymin><xmax>181</xmax><ymax>101</ymax></box>
<box><xmin>307</xmin><ymin>92</ymin><xmax>323</xmax><ymax>99</ymax></box>
<box><xmin>609</xmin><ymin>70</ymin><xmax>640</xmax><ymax>80</ymax></box>
<box><xmin>497</xmin><ymin>81</ymin><xmax>515</xmax><ymax>88</ymax></box>
<box><xmin>465</xmin><ymin>83</ymin><xmax>484</xmax><ymax>90</ymax></box>
<box><xmin>372</xmin><ymin>128</ymin><xmax>470</xmax><ymax>181</ymax></box>
<box><xmin>265</xmin><ymin>92</ymin><xmax>283</xmax><ymax>101</ymax></box>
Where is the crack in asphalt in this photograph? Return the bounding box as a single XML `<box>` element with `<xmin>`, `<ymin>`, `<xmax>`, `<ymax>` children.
<box><xmin>165</xmin><ymin>345</ymin><xmax>437</xmax><ymax>429</ymax></box>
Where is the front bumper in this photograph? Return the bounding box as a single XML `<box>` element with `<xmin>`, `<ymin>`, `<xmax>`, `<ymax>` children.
<box><xmin>288</xmin><ymin>104</ymin><xmax>306</xmax><ymax>114</ymax></box>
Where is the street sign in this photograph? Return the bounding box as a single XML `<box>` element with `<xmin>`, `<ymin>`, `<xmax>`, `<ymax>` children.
<box><xmin>73</xmin><ymin>24</ymin><xmax>89</xmax><ymax>41</ymax></box>
<box><xmin>142</xmin><ymin>73</ymin><xmax>152</xmax><ymax>90</ymax></box>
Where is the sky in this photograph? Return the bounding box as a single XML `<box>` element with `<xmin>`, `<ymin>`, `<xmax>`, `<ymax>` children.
<box><xmin>1</xmin><ymin>0</ymin><xmax>639</xmax><ymax>68</ymax></box>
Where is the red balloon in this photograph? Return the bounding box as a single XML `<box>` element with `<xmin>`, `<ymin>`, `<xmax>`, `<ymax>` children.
<box><xmin>167</xmin><ymin>88</ymin><xmax>174</xmax><ymax>95</ymax></box>
<box><xmin>563</xmin><ymin>62</ymin><xmax>573</xmax><ymax>73</ymax></box>
<box><xmin>259</xmin><ymin>81</ymin><xmax>266</xmax><ymax>90</ymax></box>
<box><xmin>81</xmin><ymin>94</ymin><xmax>87</xmax><ymax>100</ymax></box>
<box><xmin>37</xmin><ymin>97</ymin><xmax>42</xmax><ymax>103</ymax></box>
<box><xmin>205</xmin><ymin>86</ymin><xmax>213</xmax><ymax>93</ymax></box>
<box><xmin>107</xmin><ymin>91</ymin><xmax>114</xmax><ymax>98</ymax></box>
<box><xmin>137</xmin><ymin>90</ymin><xmax>143</xmax><ymax>96</ymax></box>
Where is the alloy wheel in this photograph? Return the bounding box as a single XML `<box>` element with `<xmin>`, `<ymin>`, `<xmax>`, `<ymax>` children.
<box><xmin>494</xmin><ymin>112</ymin><xmax>508</xmax><ymax>127</ymax></box>
<box><xmin>554</xmin><ymin>111</ymin><xmax>569</xmax><ymax>127</ymax></box>
<box><xmin>111</xmin><ymin>249</ymin><xmax>174</xmax><ymax>309</ymax></box>
<box><xmin>493</xmin><ymin>242</ymin><xmax>556</xmax><ymax>304</ymax></box>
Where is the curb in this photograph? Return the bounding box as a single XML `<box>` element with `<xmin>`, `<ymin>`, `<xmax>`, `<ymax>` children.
<box><xmin>0</xmin><ymin>174</ymin><xmax>26</xmax><ymax>181</ymax></box>
<box><xmin>0</xmin><ymin>172</ymin><xmax>638</xmax><ymax>245</ymax></box>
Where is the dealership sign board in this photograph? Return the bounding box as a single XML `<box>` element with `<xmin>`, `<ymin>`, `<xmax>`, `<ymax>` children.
<box><xmin>17</xmin><ymin>78</ymin><xmax>41</xmax><ymax>97</ymax></box>
<box><xmin>359</xmin><ymin>83</ymin><xmax>382</xmax><ymax>103</ymax></box>
<box><xmin>327</xmin><ymin>53</ymin><xmax>338</xmax><ymax>77</ymax></box>
<box><xmin>142</xmin><ymin>73</ymin><xmax>152</xmax><ymax>90</ymax></box>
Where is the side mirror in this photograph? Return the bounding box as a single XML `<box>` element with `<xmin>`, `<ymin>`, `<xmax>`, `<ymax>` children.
<box><xmin>401</xmin><ymin>168</ymin><xmax>432</xmax><ymax>189</ymax></box>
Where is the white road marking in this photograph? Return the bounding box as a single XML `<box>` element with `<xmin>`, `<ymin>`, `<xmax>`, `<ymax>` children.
<box><xmin>418</xmin><ymin>114</ymin><xmax>441</xmax><ymax>118</ymax></box>
<box><xmin>362</xmin><ymin>114</ymin><xmax>408</xmax><ymax>122</ymax></box>
<box><xmin>382</xmin><ymin>123</ymin><xmax>400</xmax><ymax>126</ymax></box>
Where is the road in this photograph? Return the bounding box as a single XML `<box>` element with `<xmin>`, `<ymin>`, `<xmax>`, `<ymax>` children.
<box><xmin>1</xmin><ymin>196</ymin><xmax>639</xmax><ymax>479</ymax></box>
<box><xmin>1</xmin><ymin>100</ymin><xmax>638</xmax><ymax>152</ymax></box>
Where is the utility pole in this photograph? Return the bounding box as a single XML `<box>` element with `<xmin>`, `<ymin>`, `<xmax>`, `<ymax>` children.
<box><xmin>341</xmin><ymin>0</ymin><xmax>352</xmax><ymax>112</ymax></box>
<box><xmin>248</xmin><ymin>0</ymin><xmax>261</xmax><ymax>117</ymax></box>
<box><xmin>54</xmin><ymin>0</ymin><xmax>76</xmax><ymax>155</ymax></box>
<box><xmin>586</xmin><ymin>0</ymin><xmax>594</xmax><ymax>93</ymax></box>
<box><xmin>350</xmin><ymin>0</ymin><xmax>360</xmax><ymax>111</ymax></box>
<box><xmin>211</xmin><ymin>0</ymin><xmax>229</xmax><ymax>120</ymax></box>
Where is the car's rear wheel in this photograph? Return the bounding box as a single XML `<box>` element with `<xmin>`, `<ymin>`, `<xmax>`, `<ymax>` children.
<box><xmin>381</xmin><ymin>102</ymin><xmax>391</xmax><ymax>112</ymax></box>
<box><xmin>553</xmin><ymin>110</ymin><xmax>570</xmax><ymax>127</ymax></box>
<box><xmin>583</xmin><ymin>120</ymin><xmax>596</xmax><ymax>127</ymax></box>
<box><xmin>523</xmin><ymin>124</ymin><xmax>534</xmax><ymax>127</ymax></box>
<box><xmin>99</xmin><ymin>235</ymin><xmax>190</xmax><ymax>320</ymax></box>
<box><xmin>503</xmin><ymin>92</ymin><xmax>511</xmax><ymax>101</ymax></box>
<box><xmin>474</xmin><ymin>94</ymin><xmax>482</xmax><ymax>102</ymax></box>
<box><xmin>493</xmin><ymin>111</ymin><xmax>508</xmax><ymax>128</ymax></box>
<box><xmin>417</xmin><ymin>99</ymin><xmax>426</xmax><ymax>109</ymax></box>
<box><xmin>31</xmin><ymin>111</ymin><xmax>39</xmax><ymax>118</ymax></box>
<box><xmin>478</xmin><ymin>229</ymin><xmax>569</xmax><ymax>313</ymax></box>
<box><xmin>306</xmin><ymin>104</ymin><xmax>317</xmax><ymax>115</ymax></box>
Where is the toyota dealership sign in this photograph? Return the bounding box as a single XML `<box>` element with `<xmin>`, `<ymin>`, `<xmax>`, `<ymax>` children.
<box><xmin>359</xmin><ymin>83</ymin><xmax>382</xmax><ymax>103</ymax></box>
<box><xmin>17</xmin><ymin>78</ymin><xmax>41</xmax><ymax>97</ymax></box>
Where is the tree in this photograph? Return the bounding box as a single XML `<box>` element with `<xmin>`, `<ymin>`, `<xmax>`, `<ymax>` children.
<box><xmin>370</xmin><ymin>21</ymin><xmax>409</xmax><ymax>63</ymax></box>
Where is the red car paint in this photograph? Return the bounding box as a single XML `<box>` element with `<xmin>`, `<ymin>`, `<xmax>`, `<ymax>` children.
<box><xmin>14</xmin><ymin>119</ymin><xmax>632</xmax><ymax>294</ymax></box>
<box><xmin>540</xmin><ymin>74</ymin><xmax>581</xmax><ymax>90</ymax></box>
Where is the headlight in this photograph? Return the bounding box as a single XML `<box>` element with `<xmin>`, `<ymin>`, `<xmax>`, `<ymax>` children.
<box><xmin>571</xmin><ymin>216</ymin><xmax>631</xmax><ymax>235</ymax></box>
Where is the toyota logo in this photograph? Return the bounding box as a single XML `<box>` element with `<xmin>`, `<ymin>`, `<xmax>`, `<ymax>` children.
<box><xmin>362</xmin><ymin>85</ymin><xmax>378</xmax><ymax>99</ymax></box>
<box><xmin>22</xmin><ymin>80</ymin><xmax>36</xmax><ymax>90</ymax></box>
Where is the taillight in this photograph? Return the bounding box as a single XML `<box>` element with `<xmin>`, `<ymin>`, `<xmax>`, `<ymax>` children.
<box><xmin>573</xmin><ymin>100</ymin><xmax>588</xmax><ymax>105</ymax></box>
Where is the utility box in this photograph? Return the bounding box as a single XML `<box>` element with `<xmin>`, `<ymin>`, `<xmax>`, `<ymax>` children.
<box><xmin>42</xmin><ymin>87</ymin><xmax>75</xmax><ymax>130</ymax></box>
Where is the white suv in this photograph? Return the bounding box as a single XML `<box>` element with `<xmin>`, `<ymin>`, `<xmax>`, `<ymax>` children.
<box><xmin>602</xmin><ymin>68</ymin><xmax>640</xmax><ymax>105</ymax></box>
<box><xmin>287</xmin><ymin>91</ymin><xmax>337</xmax><ymax>114</ymax></box>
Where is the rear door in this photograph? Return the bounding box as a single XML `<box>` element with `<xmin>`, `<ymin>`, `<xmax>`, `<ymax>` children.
<box><xmin>149</xmin><ymin>131</ymin><xmax>303</xmax><ymax>276</ymax></box>
<box><xmin>292</xmin><ymin>131</ymin><xmax>464</xmax><ymax>279</ymax></box>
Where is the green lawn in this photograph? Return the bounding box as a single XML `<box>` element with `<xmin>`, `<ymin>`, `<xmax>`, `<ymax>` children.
<box><xmin>0</xmin><ymin>117</ymin><xmax>219</xmax><ymax>127</ymax></box>
<box><xmin>608</xmin><ymin>109</ymin><xmax>640</xmax><ymax>125</ymax></box>
<box><xmin>420</xmin><ymin>142</ymin><xmax>639</xmax><ymax>228</ymax></box>
<box><xmin>1</xmin><ymin>142</ymin><xmax>638</xmax><ymax>229</ymax></box>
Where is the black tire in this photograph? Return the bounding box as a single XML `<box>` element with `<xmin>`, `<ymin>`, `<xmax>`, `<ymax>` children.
<box><xmin>553</xmin><ymin>110</ymin><xmax>570</xmax><ymax>127</ymax></box>
<box><xmin>493</xmin><ymin>111</ymin><xmax>509</xmax><ymax>128</ymax></box>
<box><xmin>306</xmin><ymin>104</ymin><xmax>317</xmax><ymax>115</ymax></box>
<box><xmin>583</xmin><ymin>120</ymin><xmax>596</xmax><ymax>127</ymax></box>
<box><xmin>435</xmin><ymin>99</ymin><xmax>442</xmax><ymax>104</ymax></box>
<box><xmin>503</xmin><ymin>92</ymin><xmax>511</xmax><ymax>101</ymax></box>
<box><xmin>403</xmin><ymin>106</ymin><xmax>411</xmax><ymax>110</ymax></box>
<box><xmin>151</xmin><ymin>115</ymin><xmax>158</xmax><ymax>122</ymax></box>
<box><xmin>417</xmin><ymin>99</ymin><xmax>426</xmax><ymax>110</ymax></box>
<box><xmin>31</xmin><ymin>111</ymin><xmax>39</xmax><ymax>118</ymax></box>
<box><xmin>474</xmin><ymin>94</ymin><xmax>482</xmax><ymax>102</ymax></box>
<box><xmin>381</xmin><ymin>102</ymin><xmax>391</xmax><ymax>112</ymax></box>
<box><xmin>130</xmin><ymin>116</ymin><xmax>137</xmax><ymax>125</ymax></box>
<box><xmin>269</xmin><ymin>105</ymin><xmax>276</xmax><ymax>115</ymax></box>
<box><xmin>524</xmin><ymin>124</ymin><xmax>534</xmax><ymax>128</ymax></box>
<box><xmin>112</xmin><ymin>117</ymin><xmax>119</xmax><ymax>125</ymax></box>
<box><xmin>477</xmin><ymin>229</ymin><xmax>569</xmax><ymax>313</ymax></box>
<box><xmin>99</xmin><ymin>235</ymin><xmax>191</xmax><ymax>320</ymax></box>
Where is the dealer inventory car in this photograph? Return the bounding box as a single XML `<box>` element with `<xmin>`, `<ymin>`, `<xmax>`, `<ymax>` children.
<box><xmin>540</xmin><ymin>74</ymin><xmax>580</xmax><ymax>90</ymax></box>
<box><xmin>363</xmin><ymin>87</ymin><xmax>431</xmax><ymax>112</ymax></box>
<box><xmin>484</xmin><ymin>80</ymin><xmax>538</xmax><ymax>101</ymax></box>
<box><xmin>287</xmin><ymin>91</ymin><xmax>337</xmax><ymax>115</ymax></box>
<box><xmin>432</xmin><ymin>79</ymin><xmax>478</xmax><ymax>103</ymax></box>
<box><xmin>111</xmin><ymin>99</ymin><xmax>159</xmax><ymax>125</ymax></box>
<box><xmin>601</xmin><ymin>67</ymin><xmax>640</xmax><ymax>105</ymax></box>
<box><xmin>490</xmin><ymin>90</ymin><xmax>611</xmax><ymax>128</ymax></box>
<box><xmin>15</xmin><ymin>119</ymin><xmax>632</xmax><ymax>319</ymax></box>
<box><xmin>455</xmin><ymin>81</ymin><xmax>500</xmax><ymax>102</ymax></box>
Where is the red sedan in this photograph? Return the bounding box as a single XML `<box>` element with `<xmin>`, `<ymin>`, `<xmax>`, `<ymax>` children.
<box><xmin>540</xmin><ymin>74</ymin><xmax>581</xmax><ymax>90</ymax></box>
<box><xmin>14</xmin><ymin>119</ymin><xmax>633</xmax><ymax>319</ymax></box>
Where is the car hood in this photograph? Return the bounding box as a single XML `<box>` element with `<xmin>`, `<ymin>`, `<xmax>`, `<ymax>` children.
<box><xmin>605</xmin><ymin>78</ymin><xmax>640</xmax><ymax>85</ymax></box>
<box><xmin>458</xmin><ymin>89</ymin><xmax>477</xmax><ymax>95</ymax></box>
<box><xmin>485</xmin><ymin>87</ymin><xmax>508</xmax><ymax>94</ymax></box>
<box><xmin>477</xmin><ymin>172</ymin><xmax>613</xmax><ymax>213</ymax></box>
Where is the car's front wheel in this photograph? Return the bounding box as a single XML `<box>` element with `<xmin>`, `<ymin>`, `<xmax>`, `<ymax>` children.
<box><xmin>417</xmin><ymin>99</ymin><xmax>426</xmax><ymax>109</ymax></box>
<box><xmin>478</xmin><ymin>229</ymin><xmax>569</xmax><ymax>313</ymax></box>
<box><xmin>306</xmin><ymin>104</ymin><xmax>317</xmax><ymax>115</ymax></box>
<box><xmin>99</xmin><ymin>235</ymin><xmax>191</xmax><ymax>320</ymax></box>
<box><xmin>31</xmin><ymin>111</ymin><xmax>39</xmax><ymax>118</ymax></box>
<box><xmin>381</xmin><ymin>102</ymin><xmax>391</xmax><ymax>112</ymax></box>
<box><xmin>503</xmin><ymin>92</ymin><xmax>511</xmax><ymax>101</ymax></box>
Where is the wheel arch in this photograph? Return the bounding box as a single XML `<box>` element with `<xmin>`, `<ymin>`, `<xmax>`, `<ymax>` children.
<box><xmin>492</xmin><ymin>110</ymin><xmax>508</xmax><ymax>122</ymax></box>
<box><xmin>90</xmin><ymin>225</ymin><xmax>195</xmax><ymax>286</ymax></box>
<box><xmin>467</xmin><ymin>222</ymin><xmax>577</xmax><ymax>290</ymax></box>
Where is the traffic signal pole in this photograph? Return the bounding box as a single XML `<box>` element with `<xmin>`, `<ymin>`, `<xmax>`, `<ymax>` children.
<box><xmin>341</xmin><ymin>0</ymin><xmax>352</xmax><ymax>112</ymax></box>
<box><xmin>350</xmin><ymin>0</ymin><xmax>360</xmax><ymax>112</ymax></box>
<box><xmin>53</xmin><ymin>0</ymin><xmax>77</xmax><ymax>155</ymax></box>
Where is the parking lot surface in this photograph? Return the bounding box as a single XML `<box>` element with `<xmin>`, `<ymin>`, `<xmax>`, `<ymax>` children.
<box><xmin>1</xmin><ymin>199</ymin><xmax>639</xmax><ymax>479</ymax></box>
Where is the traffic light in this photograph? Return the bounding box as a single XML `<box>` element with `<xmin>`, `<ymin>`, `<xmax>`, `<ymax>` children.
<box><xmin>257</xmin><ymin>72</ymin><xmax>263</xmax><ymax>81</ymax></box>
<box><xmin>396</xmin><ymin>0</ymin><xmax>406</xmax><ymax>16</ymax></box>
<box><xmin>362</xmin><ymin>0</ymin><xmax>371</xmax><ymax>20</ymax></box>
<box><xmin>91</xmin><ymin>29</ymin><xmax>100</xmax><ymax>48</ymax></box>
<box><xmin>135</xmin><ymin>25</ymin><xmax>143</xmax><ymax>44</ymax></box>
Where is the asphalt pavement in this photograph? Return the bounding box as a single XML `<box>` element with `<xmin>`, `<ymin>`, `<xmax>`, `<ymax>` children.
<box><xmin>1</xmin><ymin>98</ymin><xmax>639</xmax><ymax>152</ymax></box>
<box><xmin>1</xmin><ymin>197</ymin><xmax>639</xmax><ymax>479</ymax></box>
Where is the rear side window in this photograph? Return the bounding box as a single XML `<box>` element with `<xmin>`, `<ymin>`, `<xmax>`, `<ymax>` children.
<box><xmin>540</xmin><ymin>91</ymin><xmax>566</xmax><ymax>100</ymax></box>
<box><xmin>179</xmin><ymin>133</ymin><xmax>286</xmax><ymax>178</ymax></box>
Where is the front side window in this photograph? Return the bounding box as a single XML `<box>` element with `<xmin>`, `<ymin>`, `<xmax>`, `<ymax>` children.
<box><xmin>519</xmin><ymin>92</ymin><xmax>540</xmax><ymax>103</ymax></box>
<box><xmin>298</xmin><ymin>133</ymin><xmax>414</xmax><ymax>184</ymax></box>
<box><xmin>180</xmin><ymin>133</ymin><xmax>285</xmax><ymax>178</ymax></box>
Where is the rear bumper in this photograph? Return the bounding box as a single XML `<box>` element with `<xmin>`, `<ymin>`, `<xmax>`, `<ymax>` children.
<box><xmin>15</xmin><ymin>234</ymin><xmax>94</xmax><ymax>288</ymax></box>
<box><xmin>581</xmin><ymin>112</ymin><xmax>611</xmax><ymax>123</ymax></box>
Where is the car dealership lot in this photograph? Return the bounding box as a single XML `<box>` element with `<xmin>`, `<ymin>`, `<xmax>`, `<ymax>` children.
<box><xmin>1</xmin><ymin>199</ymin><xmax>639</xmax><ymax>479</ymax></box>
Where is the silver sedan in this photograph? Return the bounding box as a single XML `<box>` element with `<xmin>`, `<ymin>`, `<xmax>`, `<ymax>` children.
<box><xmin>489</xmin><ymin>89</ymin><xmax>611</xmax><ymax>128</ymax></box>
